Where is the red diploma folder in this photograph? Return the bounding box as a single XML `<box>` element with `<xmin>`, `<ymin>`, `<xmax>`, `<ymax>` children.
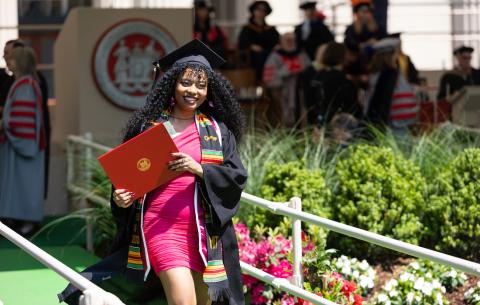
<box><xmin>97</xmin><ymin>123</ymin><xmax>180</xmax><ymax>200</ymax></box>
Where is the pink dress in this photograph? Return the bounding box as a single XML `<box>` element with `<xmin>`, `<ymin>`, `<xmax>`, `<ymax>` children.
<box><xmin>143</xmin><ymin>121</ymin><xmax>207</xmax><ymax>274</ymax></box>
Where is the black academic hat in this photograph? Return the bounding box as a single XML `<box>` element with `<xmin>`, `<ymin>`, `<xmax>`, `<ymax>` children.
<box><xmin>300</xmin><ymin>1</ymin><xmax>317</xmax><ymax>10</ymax></box>
<box><xmin>194</xmin><ymin>0</ymin><xmax>214</xmax><ymax>12</ymax></box>
<box><xmin>387</xmin><ymin>32</ymin><xmax>403</xmax><ymax>39</ymax></box>
<box><xmin>453</xmin><ymin>45</ymin><xmax>474</xmax><ymax>55</ymax></box>
<box><xmin>152</xmin><ymin>39</ymin><xmax>226</xmax><ymax>74</ymax></box>
<box><xmin>248</xmin><ymin>1</ymin><xmax>273</xmax><ymax>16</ymax></box>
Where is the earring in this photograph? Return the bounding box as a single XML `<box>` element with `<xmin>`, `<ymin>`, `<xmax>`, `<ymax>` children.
<box><xmin>170</xmin><ymin>97</ymin><xmax>175</xmax><ymax>107</ymax></box>
<box><xmin>208</xmin><ymin>100</ymin><xmax>214</xmax><ymax>107</ymax></box>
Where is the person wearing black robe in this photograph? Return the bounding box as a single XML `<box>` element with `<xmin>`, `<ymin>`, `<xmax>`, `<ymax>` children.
<box><xmin>301</xmin><ymin>42</ymin><xmax>361</xmax><ymax>127</ymax></box>
<box><xmin>437</xmin><ymin>46</ymin><xmax>480</xmax><ymax>101</ymax></box>
<box><xmin>59</xmin><ymin>40</ymin><xmax>247</xmax><ymax>305</ymax></box>
<box><xmin>344</xmin><ymin>0</ymin><xmax>386</xmax><ymax>50</ymax></box>
<box><xmin>194</xmin><ymin>0</ymin><xmax>228</xmax><ymax>59</ymax></box>
<box><xmin>238</xmin><ymin>1</ymin><xmax>280</xmax><ymax>82</ymax></box>
<box><xmin>295</xmin><ymin>1</ymin><xmax>334</xmax><ymax>61</ymax></box>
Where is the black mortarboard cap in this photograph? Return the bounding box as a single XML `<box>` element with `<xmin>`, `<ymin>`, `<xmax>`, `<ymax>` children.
<box><xmin>387</xmin><ymin>32</ymin><xmax>402</xmax><ymax>39</ymax></box>
<box><xmin>153</xmin><ymin>39</ymin><xmax>226</xmax><ymax>73</ymax></box>
<box><xmin>300</xmin><ymin>1</ymin><xmax>317</xmax><ymax>9</ymax></box>
<box><xmin>453</xmin><ymin>45</ymin><xmax>474</xmax><ymax>55</ymax></box>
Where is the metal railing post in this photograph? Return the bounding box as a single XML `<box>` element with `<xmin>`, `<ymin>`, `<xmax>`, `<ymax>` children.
<box><xmin>84</xmin><ymin>132</ymin><xmax>94</xmax><ymax>253</ymax></box>
<box><xmin>289</xmin><ymin>197</ymin><xmax>303</xmax><ymax>288</ymax></box>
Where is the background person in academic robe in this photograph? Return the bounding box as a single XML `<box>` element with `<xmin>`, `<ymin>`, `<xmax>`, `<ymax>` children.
<box><xmin>0</xmin><ymin>46</ymin><xmax>46</xmax><ymax>237</ymax></box>
<box><xmin>194</xmin><ymin>0</ymin><xmax>228</xmax><ymax>59</ymax></box>
<box><xmin>364</xmin><ymin>37</ymin><xmax>419</xmax><ymax>133</ymax></box>
<box><xmin>238</xmin><ymin>0</ymin><xmax>280</xmax><ymax>81</ymax></box>
<box><xmin>59</xmin><ymin>40</ymin><xmax>248</xmax><ymax>305</ymax></box>
<box><xmin>1</xmin><ymin>40</ymin><xmax>50</xmax><ymax>201</ymax></box>
<box><xmin>437</xmin><ymin>46</ymin><xmax>480</xmax><ymax>102</ymax></box>
<box><xmin>301</xmin><ymin>41</ymin><xmax>361</xmax><ymax>128</ymax></box>
<box><xmin>263</xmin><ymin>32</ymin><xmax>310</xmax><ymax>127</ymax></box>
<box><xmin>344</xmin><ymin>0</ymin><xmax>387</xmax><ymax>51</ymax></box>
<box><xmin>389</xmin><ymin>32</ymin><xmax>420</xmax><ymax>85</ymax></box>
<box><xmin>294</xmin><ymin>1</ymin><xmax>334</xmax><ymax>61</ymax></box>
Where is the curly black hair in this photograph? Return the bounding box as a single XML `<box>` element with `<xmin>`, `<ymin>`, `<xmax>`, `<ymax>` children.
<box><xmin>122</xmin><ymin>63</ymin><xmax>245</xmax><ymax>143</ymax></box>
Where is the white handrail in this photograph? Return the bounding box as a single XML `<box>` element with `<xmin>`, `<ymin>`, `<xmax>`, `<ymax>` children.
<box><xmin>0</xmin><ymin>221</ymin><xmax>124</xmax><ymax>304</ymax></box>
<box><xmin>241</xmin><ymin>193</ymin><xmax>480</xmax><ymax>277</ymax></box>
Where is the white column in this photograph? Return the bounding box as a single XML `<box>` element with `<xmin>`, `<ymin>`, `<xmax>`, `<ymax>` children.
<box><xmin>0</xmin><ymin>0</ymin><xmax>18</xmax><ymax>68</ymax></box>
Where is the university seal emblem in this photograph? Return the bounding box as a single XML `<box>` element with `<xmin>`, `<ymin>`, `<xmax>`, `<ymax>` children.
<box><xmin>93</xmin><ymin>19</ymin><xmax>177</xmax><ymax>110</ymax></box>
<box><xmin>137</xmin><ymin>158</ymin><xmax>151</xmax><ymax>172</ymax></box>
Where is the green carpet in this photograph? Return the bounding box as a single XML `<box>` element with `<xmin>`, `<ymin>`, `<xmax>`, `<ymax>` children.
<box><xmin>0</xmin><ymin>245</ymin><xmax>98</xmax><ymax>305</ymax></box>
<box><xmin>0</xmin><ymin>217</ymin><xmax>166</xmax><ymax>305</ymax></box>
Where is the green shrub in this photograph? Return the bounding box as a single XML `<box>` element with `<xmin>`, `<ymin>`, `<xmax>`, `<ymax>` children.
<box><xmin>241</xmin><ymin>160</ymin><xmax>331</xmax><ymax>231</ymax></box>
<box><xmin>427</xmin><ymin>148</ymin><xmax>480</xmax><ymax>260</ymax></box>
<box><xmin>331</xmin><ymin>144</ymin><xmax>426</xmax><ymax>258</ymax></box>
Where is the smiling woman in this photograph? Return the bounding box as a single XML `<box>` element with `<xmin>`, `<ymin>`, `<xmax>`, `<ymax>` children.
<box><xmin>59</xmin><ymin>40</ymin><xmax>248</xmax><ymax>305</ymax></box>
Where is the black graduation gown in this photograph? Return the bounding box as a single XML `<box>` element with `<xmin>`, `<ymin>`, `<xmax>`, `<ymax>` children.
<box><xmin>194</xmin><ymin>21</ymin><xmax>228</xmax><ymax>59</ymax></box>
<box><xmin>238</xmin><ymin>20</ymin><xmax>280</xmax><ymax>81</ymax></box>
<box><xmin>344</xmin><ymin>24</ymin><xmax>386</xmax><ymax>47</ymax></box>
<box><xmin>437</xmin><ymin>68</ymin><xmax>480</xmax><ymax>100</ymax></box>
<box><xmin>58</xmin><ymin>122</ymin><xmax>248</xmax><ymax>305</ymax></box>
<box><xmin>294</xmin><ymin>19</ymin><xmax>334</xmax><ymax>60</ymax></box>
<box><xmin>301</xmin><ymin>66</ymin><xmax>360</xmax><ymax>126</ymax></box>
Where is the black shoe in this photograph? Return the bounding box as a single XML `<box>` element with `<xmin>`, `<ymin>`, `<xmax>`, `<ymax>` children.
<box><xmin>17</xmin><ymin>221</ymin><xmax>41</xmax><ymax>237</ymax></box>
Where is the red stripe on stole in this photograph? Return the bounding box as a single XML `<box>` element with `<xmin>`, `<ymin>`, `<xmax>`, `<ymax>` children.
<box><xmin>391</xmin><ymin>102</ymin><xmax>418</xmax><ymax>110</ymax></box>
<box><xmin>391</xmin><ymin>112</ymin><xmax>417</xmax><ymax>120</ymax></box>
<box><xmin>9</xmin><ymin>121</ymin><xmax>36</xmax><ymax>129</ymax></box>
<box><xmin>12</xmin><ymin>100</ymin><xmax>36</xmax><ymax>108</ymax></box>
<box><xmin>11</xmin><ymin>131</ymin><xmax>36</xmax><ymax>139</ymax></box>
<box><xmin>393</xmin><ymin>92</ymin><xmax>415</xmax><ymax>99</ymax></box>
<box><xmin>11</xmin><ymin>111</ymin><xmax>36</xmax><ymax>118</ymax></box>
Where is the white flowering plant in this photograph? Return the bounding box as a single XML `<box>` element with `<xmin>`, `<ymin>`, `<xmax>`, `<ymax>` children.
<box><xmin>333</xmin><ymin>255</ymin><xmax>376</xmax><ymax>296</ymax></box>
<box><xmin>464</xmin><ymin>281</ymin><xmax>480</xmax><ymax>305</ymax></box>
<box><xmin>371</xmin><ymin>259</ymin><xmax>467</xmax><ymax>305</ymax></box>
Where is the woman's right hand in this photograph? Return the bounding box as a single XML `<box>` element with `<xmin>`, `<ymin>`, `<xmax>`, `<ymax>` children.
<box><xmin>112</xmin><ymin>189</ymin><xmax>135</xmax><ymax>208</ymax></box>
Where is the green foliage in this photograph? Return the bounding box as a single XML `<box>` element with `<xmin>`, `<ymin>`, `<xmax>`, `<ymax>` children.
<box><xmin>427</xmin><ymin>148</ymin><xmax>480</xmax><ymax>260</ymax></box>
<box><xmin>246</xmin><ymin>160</ymin><xmax>331</xmax><ymax>231</ymax></box>
<box><xmin>332</xmin><ymin>144</ymin><xmax>426</xmax><ymax>258</ymax></box>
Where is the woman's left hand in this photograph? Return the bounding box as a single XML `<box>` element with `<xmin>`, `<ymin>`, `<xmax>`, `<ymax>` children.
<box><xmin>168</xmin><ymin>152</ymin><xmax>203</xmax><ymax>178</ymax></box>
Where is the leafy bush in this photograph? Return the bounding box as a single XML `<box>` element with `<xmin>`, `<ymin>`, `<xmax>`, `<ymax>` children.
<box><xmin>465</xmin><ymin>281</ymin><xmax>480</xmax><ymax>305</ymax></box>
<box><xmin>331</xmin><ymin>145</ymin><xmax>426</xmax><ymax>258</ymax></box>
<box><xmin>427</xmin><ymin>148</ymin><xmax>480</xmax><ymax>260</ymax></box>
<box><xmin>247</xmin><ymin>160</ymin><xmax>331</xmax><ymax>231</ymax></box>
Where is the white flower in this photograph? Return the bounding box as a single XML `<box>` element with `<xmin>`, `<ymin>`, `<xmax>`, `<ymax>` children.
<box><xmin>415</xmin><ymin>295</ymin><xmax>421</xmax><ymax>302</ymax></box>
<box><xmin>426</xmin><ymin>272</ymin><xmax>433</xmax><ymax>279</ymax></box>
<box><xmin>368</xmin><ymin>268</ymin><xmax>376</xmax><ymax>278</ymax></box>
<box><xmin>435</xmin><ymin>292</ymin><xmax>443</xmax><ymax>305</ymax></box>
<box><xmin>414</xmin><ymin>277</ymin><xmax>425</xmax><ymax>290</ymax></box>
<box><xmin>359</xmin><ymin>275</ymin><xmax>374</xmax><ymax>289</ymax></box>
<box><xmin>385</xmin><ymin>279</ymin><xmax>398</xmax><ymax>292</ymax></box>
<box><xmin>448</xmin><ymin>269</ymin><xmax>457</xmax><ymax>278</ymax></box>
<box><xmin>477</xmin><ymin>281</ymin><xmax>480</xmax><ymax>288</ymax></box>
<box><xmin>352</xmin><ymin>270</ymin><xmax>360</xmax><ymax>278</ymax></box>
<box><xmin>406</xmin><ymin>292</ymin><xmax>414</xmax><ymax>304</ymax></box>
<box><xmin>389</xmin><ymin>290</ymin><xmax>399</xmax><ymax>298</ymax></box>
<box><xmin>400</xmin><ymin>272</ymin><xmax>413</xmax><ymax>282</ymax></box>
<box><xmin>474</xmin><ymin>295</ymin><xmax>480</xmax><ymax>302</ymax></box>
<box><xmin>440</xmin><ymin>286</ymin><xmax>446</xmax><ymax>294</ymax></box>
<box><xmin>359</xmin><ymin>260</ymin><xmax>369</xmax><ymax>271</ymax></box>
<box><xmin>464</xmin><ymin>288</ymin><xmax>474</xmax><ymax>298</ymax></box>
<box><xmin>341</xmin><ymin>265</ymin><xmax>352</xmax><ymax>275</ymax></box>
<box><xmin>460</xmin><ymin>273</ymin><xmax>467</xmax><ymax>280</ymax></box>
<box><xmin>410</xmin><ymin>262</ymin><xmax>420</xmax><ymax>270</ymax></box>
<box><xmin>432</xmin><ymin>279</ymin><xmax>442</xmax><ymax>289</ymax></box>
<box><xmin>421</xmin><ymin>281</ymin><xmax>433</xmax><ymax>296</ymax></box>
<box><xmin>377</xmin><ymin>293</ymin><xmax>389</xmax><ymax>303</ymax></box>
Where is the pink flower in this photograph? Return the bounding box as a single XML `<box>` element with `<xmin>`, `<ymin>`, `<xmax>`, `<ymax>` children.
<box><xmin>273</xmin><ymin>235</ymin><xmax>292</xmax><ymax>254</ymax></box>
<box><xmin>239</xmin><ymin>240</ymin><xmax>257</xmax><ymax>265</ymax></box>
<box><xmin>280</xmin><ymin>294</ymin><xmax>296</xmax><ymax>305</ymax></box>
<box><xmin>256</xmin><ymin>240</ymin><xmax>275</xmax><ymax>266</ymax></box>
<box><xmin>302</xmin><ymin>241</ymin><xmax>315</xmax><ymax>254</ymax></box>
<box><xmin>234</xmin><ymin>223</ymin><xmax>251</xmax><ymax>243</ymax></box>
<box><xmin>251</xmin><ymin>283</ymin><xmax>268</xmax><ymax>305</ymax></box>
<box><xmin>267</xmin><ymin>259</ymin><xmax>293</xmax><ymax>279</ymax></box>
<box><xmin>242</xmin><ymin>274</ymin><xmax>258</xmax><ymax>289</ymax></box>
